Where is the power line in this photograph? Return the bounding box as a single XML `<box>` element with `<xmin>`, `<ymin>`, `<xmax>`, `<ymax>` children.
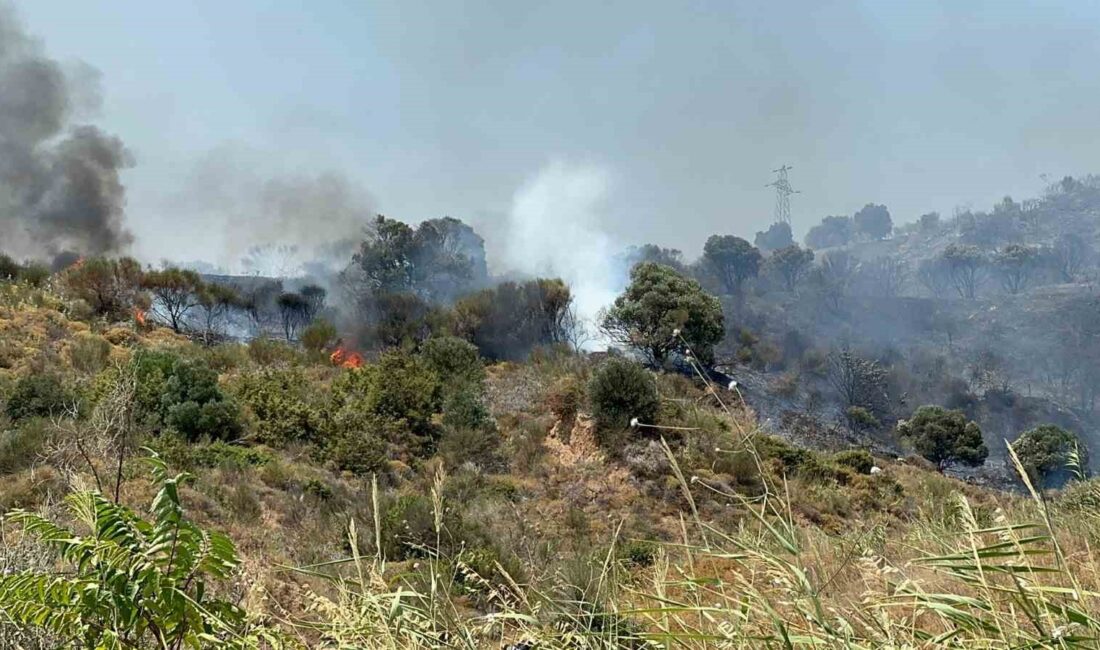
<box><xmin>766</xmin><ymin>165</ymin><xmax>799</xmax><ymax>225</ymax></box>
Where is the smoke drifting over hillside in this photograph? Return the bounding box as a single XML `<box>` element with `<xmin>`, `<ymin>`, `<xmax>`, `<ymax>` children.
<box><xmin>498</xmin><ymin>161</ymin><xmax>625</xmax><ymax>326</ymax></box>
<box><xmin>170</xmin><ymin>148</ymin><xmax>377</xmax><ymax>276</ymax></box>
<box><xmin>0</xmin><ymin>3</ymin><xmax>132</xmax><ymax>261</ymax></box>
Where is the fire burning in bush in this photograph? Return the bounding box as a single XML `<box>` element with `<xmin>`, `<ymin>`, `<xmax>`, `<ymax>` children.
<box><xmin>329</xmin><ymin>347</ymin><xmax>363</xmax><ymax>369</ymax></box>
<box><xmin>133</xmin><ymin>307</ymin><xmax>147</xmax><ymax>327</ymax></box>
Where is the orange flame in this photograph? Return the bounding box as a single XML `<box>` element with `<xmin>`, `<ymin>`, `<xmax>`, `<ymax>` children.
<box><xmin>71</xmin><ymin>256</ymin><xmax>86</xmax><ymax>270</ymax></box>
<box><xmin>330</xmin><ymin>348</ymin><xmax>363</xmax><ymax>369</ymax></box>
<box><xmin>133</xmin><ymin>307</ymin><xmax>147</xmax><ymax>327</ymax></box>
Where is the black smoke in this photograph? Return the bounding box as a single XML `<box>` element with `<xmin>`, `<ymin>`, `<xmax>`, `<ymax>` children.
<box><xmin>0</xmin><ymin>3</ymin><xmax>133</xmax><ymax>262</ymax></box>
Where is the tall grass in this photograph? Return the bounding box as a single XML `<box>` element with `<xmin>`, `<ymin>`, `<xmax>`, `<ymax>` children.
<box><xmin>286</xmin><ymin>342</ymin><xmax>1100</xmax><ymax>648</ymax></box>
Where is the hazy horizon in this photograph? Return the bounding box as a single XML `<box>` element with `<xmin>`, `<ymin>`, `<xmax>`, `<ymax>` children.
<box><xmin>7</xmin><ymin>0</ymin><xmax>1100</xmax><ymax>270</ymax></box>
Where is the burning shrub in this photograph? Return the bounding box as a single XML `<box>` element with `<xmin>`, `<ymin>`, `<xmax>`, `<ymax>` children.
<box><xmin>330</xmin><ymin>350</ymin><xmax>442</xmax><ymax>456</ymax></box>
<box><xmin>588</xmin><ymin>358</ymin><xmax>659</xmax><ymax>450</ymax></box>
<box><xmin>61</xmin><ymin>256</ymin><xmax>147</xmax><ymax>320</ymax></box>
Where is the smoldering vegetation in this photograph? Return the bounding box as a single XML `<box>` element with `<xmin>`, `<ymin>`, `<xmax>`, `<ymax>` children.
<box><xmin>0</xmin><ymin>3</ymin><xmax>132</xmax><ymax>264</ymax></box>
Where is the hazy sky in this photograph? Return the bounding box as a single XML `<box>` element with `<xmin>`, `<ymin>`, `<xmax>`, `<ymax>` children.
<box><xmin>12</xmin><ymin>0</ymin><xmax>1100</xmax><ymax>265</ymax></box>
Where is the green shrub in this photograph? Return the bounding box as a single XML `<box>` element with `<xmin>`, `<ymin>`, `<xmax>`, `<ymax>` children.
<box><xmin>67</xmin><ymin>333</ymin><xmax>112</xmax><ymax>374</ymax></box>
<box><xmin>132</xmin><ymin>349</ymin><xmax>241</xmax><ymax>441</ymax></box>
<box><xmin>303</xmin><ymin>478</ymin><xmax>334</xmax><ymax>501</ymax></box>
<box><xmin>832</xmin><ymin>449</ymin><xmax>875</xmax><ymax>474</ymax></box>
<box><xmin>0</xmin><ymin>419</ymin><xmax>53</xmax><ymax>474</ymax></box>
<box><xmin>330</xmin><ymin>350</ymin><xmax>441</xmax><ymax>453</ymax></box>
<box><xmin>300</xmin><ymin>318</ymin><xmax>338</xmax><ymax>353</ymax></box>
<box><xmin>247</xmin><ymin>336</ymin><xmax>300</xmax><ymax>365</ymax></box>
<box><xmin>588</xmin><ymin>358</ymin><xmax>659</xmax><ymax>445</ymax></box>
<box><xmin>420</xmin><ymin>336</ymin><xmax>485</xmax><ymax>392</ymax></box>
<box><xmin>845</xmin><ymin>406</ymin><xmax>880</xmax><ymax>432</ymax></box>
<box><xmin>231</xmin><ymin>368</ymin><xmax>326</xmax><ymax>446</ymax></box>
<box><xmin>163</xmin><ymin>440</ymin><xmax>272</xmax><ymax>470</ymax></box>
<box><xmin>327</xmin><ymin>427</ymin><xmax>389</xmax><ymax>476</ymax></box>
<box><xmin>438</xmin><ymin>425</ymin><xmax>503</xmax><ymax>471</ymax></box>
<box><xmin>442</xmin><ymin>386</ymin><xmax>492</xmax><ymax>431</ymax></box>
<box><xmin>898</xmin><ymin>405</ymin><xmax>987</xmax><ymax>471</ymax></box>
<box><xmin>0</xmin><ymin>455</ymin><xmax>268</xmax><ymax>648</ymax></box>
<box><xmin>5</xmin><ymin>375</ymin><xmax>74</xmax><ymax>421</ymax></box>
<box><xmin>619</xmin><ymin>540</ymin><xmax>659</xmax><ymax>568</ymax></box>
<box><xmin>1013</xmin><ymin>424</ymin><xmax>1089</xmax><ymax>488</ymax></box>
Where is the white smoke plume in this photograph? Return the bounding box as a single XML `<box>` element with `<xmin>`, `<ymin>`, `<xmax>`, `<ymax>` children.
<box><xmin>498</xmin><ymin>161</ymin><xmax>626</xmax><ymax>336</ymax></box>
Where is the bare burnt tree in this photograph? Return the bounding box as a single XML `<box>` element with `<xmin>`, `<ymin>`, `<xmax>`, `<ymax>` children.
<box><xmin>277</xmin><ymin>292</ymin><xmax>311</xmax><ymax>341</ymax></box>
<box><xmin>1054</xmin><ymin>232</ymin><xmax>1090</xmax><ymax>283</ymax></box>
<box><xmin>861</xmin><ymin>256</ymin><xmax>908</xmax><ymax>297</ymax></box>
<box><xmin>916</xmin><ymin>257</ymin><xmax>952</xmax><ymax>298</ymax></box>
<box><xmin>943</xmin><ymin>244</ymin><xmax>985</xmax><ymax>300</ymax></box>
<box><xmin>195</xmin><ymin>282</ymin><xmax>239</xmax><ymax>344</ymax></box>
<box><xmin>141</xmin><ymin>267</ymin><xmax>203</xmax><ymax>332</ymax></box>
<box><xmin>993</xmin><ymin>244</ymin><xmax>1039</xmax><ymax>295</ymax></box>
<box><xmin>827</xmin><ymin>349</ymin><xmax>889</xmax><ymax>414</ymax></box>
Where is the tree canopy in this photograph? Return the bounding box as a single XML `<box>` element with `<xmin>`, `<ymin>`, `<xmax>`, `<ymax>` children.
<box><xmin>601</xmin><ymin>262</ymin><xmax>724</xmax><ymax>365</ymax></box>
<box><xmin>898</xmin><ymin>405</ymin><xmax>988</xmax><ymax>471</ymax></box>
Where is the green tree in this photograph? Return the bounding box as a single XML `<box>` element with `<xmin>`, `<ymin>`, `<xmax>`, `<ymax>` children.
<box><xmin>0</xmin><ymin>455</ymin><xmax>269</xmax><ymax>648</ymax></box>
<box><xmin>897</xmin><ymin>405</ymin><xmax>988</xmax><ymax>471</ymax></box>
<box><xmin>1012</xmin><ymin>424</ymin><xmax>1088</xmax><ymax>488</ymax></box>
<box><xmin>753</xmin><ymin>221</ymin><xmax>794</xmax><ymax>253</ymax></box>
<box><xmin>804</xmin><ymin>215</ymin><xmax>853</xmax><ymax>249</ymax></box>
<box><xmin>766</xmin><ymin>245</ymin><xmax>814</xmax><ymax>291</ymax></box>
<box><xmin>853</xmin><ymin>203</ymin><xmax>892</xmax><ymax>240</ymax></box>
<box><xmin>142</xmin><ymin>267</ymin><xmax>204</xmax><ymax>332</ymax></box>
<box><xmin>702</xmin><ymin>234</ymin><xmax>762</xmax><ymax>296</ymax></box>
<box><xmin>600</xmin><ymin>262</ymin><xmax>724</xmax><ymax>366</ymax></box>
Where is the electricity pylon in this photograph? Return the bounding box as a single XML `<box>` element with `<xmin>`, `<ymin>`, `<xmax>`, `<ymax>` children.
<box><xmin>766</xmin><ymin>165</ymin><xmax>799</xmax><ymax>225</ymax></box>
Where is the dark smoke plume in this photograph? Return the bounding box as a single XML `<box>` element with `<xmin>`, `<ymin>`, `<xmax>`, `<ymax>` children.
<box><xmin>0</xmin><ymin>2</ymin><xmax>133</xmax><ymax>261</ymax></box>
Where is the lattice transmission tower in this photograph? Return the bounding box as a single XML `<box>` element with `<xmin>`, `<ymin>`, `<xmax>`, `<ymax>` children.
<box><xmin>766</xmin><ymin>165</ymin><xmax>799</xmax><ymax>225</ymax></box>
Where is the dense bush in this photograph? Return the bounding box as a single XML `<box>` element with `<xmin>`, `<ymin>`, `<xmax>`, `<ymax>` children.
<box><xmin>330</xmin><ymin>350</ymin><xmax>442</xmax><ymax>456</ymax></box>
<box><xmin>442</xmin><ymin>386</ymin><xmax>492</xmax><ymax>431</ymax></box>
<box><xmin>420</xmin><ymin>336</ymin><xmax>485</xmax><ymax>392</ymax></box>
<box><xmin>588</xmin><ymin>358</ymin><xmax>659</xmax><ymax>445</ymax></box>
<box><xmin>131</xmin><ymin>349</ymin><xmax>242</xmax><ymax>441</ymax></box>
<box><xmin>0</xmin><ymin>419</ymin><xmax>52</xmax><ymax>474</ymax></box>
<box><xmin>898</xmin><ymin>405</ymin><xmax>988</xmax><ymax>471</ymax></box>
<box><xmin>452</xmin><ymin>278</ymin><xmax>572</xmax><ymax>360</ymax></box>
<box><xmin>438</xmin><ymin>425</ymin><xmax>503</xmax><ymax>471</ymax></box>
<box><xmin>326</xmin><ymin>424</ymin><xmax>390</xmax><ymax>476</ymax></box>
<box><xmin>845</xmin><ymin>406</ymin><xmax>880</xmax><ymax>432</ymax></box>
<box><xmin>230</xmin><ymin>368</ymin><xmax>326</xmax><ymax>445</ymax></box>
<box><xmin>832</xmin><ymin>449</ymin><xmax>875</xmax><ymax>474</ymax></box>
<box><xmin>5</xmin><ymin>374</ymin><xmax>74</xmax><ymax>421</ymax></box>
<box><xmin>300</xmin><ymin>318</ymin><xmax>337</xmax><ymax>353</ymax></box>
<box><xmin>1013</xmin><ymin>424</ymin><xmax>1088</xmax><ymax>488</ymax></box>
